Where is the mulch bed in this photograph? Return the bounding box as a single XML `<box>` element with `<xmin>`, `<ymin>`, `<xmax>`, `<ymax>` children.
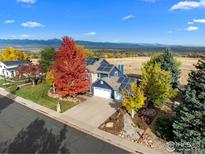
<box><xmin>99</xmin><ymin>109</ymin><xmax>124</xmax><ymax>135</ymax></box>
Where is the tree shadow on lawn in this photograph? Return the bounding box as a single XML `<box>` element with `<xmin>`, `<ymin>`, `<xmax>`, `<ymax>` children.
<box><xmin>0</xmin><ymin>118</ymin><xmax>70</xmax><ymax>153</ymax></box>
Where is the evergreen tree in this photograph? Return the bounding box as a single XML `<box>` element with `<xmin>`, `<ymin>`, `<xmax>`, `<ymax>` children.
<box><xmin>172</xmin><ymin>57</ymin><xmax>205</xmax><ymax>153</ymax></box>
<box><xmin>160</xmin><ymin>50</ymin><xmax>181</xmax><ymax>88</ymax></box>
<box><xmin>150</xmin><ymin>50</ymin><xmax>181</xmax><ymax>88</ymax></box>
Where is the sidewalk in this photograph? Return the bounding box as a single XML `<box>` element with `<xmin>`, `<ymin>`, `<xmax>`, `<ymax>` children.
<box><xmin>0</xmin><ymin>88</ymin><xmax>165</xmax><ymax>154</ymax></box>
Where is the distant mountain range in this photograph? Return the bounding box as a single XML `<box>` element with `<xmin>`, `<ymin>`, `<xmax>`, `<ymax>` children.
<box><xmin>0</xmin><ymin>39</ymin><xmax>205</xmax><ymax>53</ymax></box>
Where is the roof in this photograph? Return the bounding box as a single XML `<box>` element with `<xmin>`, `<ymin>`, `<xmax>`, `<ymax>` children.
<box><xmin>98</xmin><ymin>76</ymin><xmax>137</xmax><ymax>91</ymax></box>
<box><xmin>87</xmin><ymin>58</ymin><xmax>116</xmax><ymax>74</ymax></box>
<box><xmin>86</xmin><ymin>58</ymin><xmax>98</xmax><ymax>65</ymax></box>
<box><xmin>2</xmin><ymin>60</ymin><xmax>30</xmax><ymax>66</ymax></box>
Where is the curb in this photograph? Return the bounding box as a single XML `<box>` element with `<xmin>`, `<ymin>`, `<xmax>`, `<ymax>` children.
<box><xmin>0</xmin><ymin>88</ymin><xmax>164</xmax><ymax>154</ymax></box>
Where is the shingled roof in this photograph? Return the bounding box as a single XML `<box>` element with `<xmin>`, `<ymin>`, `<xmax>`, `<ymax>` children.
<box><xmin>2</xmin><ymin>60</ymin><xmax>30</xmax><ymax>66</ymax></box>
<box><xmin>99</xmin><ymin>76</ymin><xmax>137</xmax><ymax>91</ymax></box>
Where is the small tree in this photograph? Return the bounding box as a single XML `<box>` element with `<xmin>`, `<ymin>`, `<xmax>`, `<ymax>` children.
<box><xmin>45</xmin><ymin>71</ymin><xmax>55</xmax><ymax>93</ymax></box>
<box><xmin>172</xmin><ymin>58</ymin><xmax>205</xmax><ymax>153</ymax></box>
<box><xmin>53</xmin><ymin>36</ymin><xmax>90</xmax><ymax>97</ymax></box>
<box><xmin>0</xmin><ymin>47</ymin><xmax>29</xmax><ymax>62</ymax></box>
<box><xmin>39</xmin><ymin>48</ymin><xmax>55</xmax><ymax>72</ymax></box>
<box><xmin>122</xmin><ymin>83</ymin><xmax>145</xmax><ymax>118</ymax></box>
<box><xmin>141</xmin><ymin>62</ymin><xmax>176</xmax><ymax>107</ymax></box>
<box><xmin>16</xmin><ymin>64</ymin><xmax>44</xmax><ymax>86</ymax></box>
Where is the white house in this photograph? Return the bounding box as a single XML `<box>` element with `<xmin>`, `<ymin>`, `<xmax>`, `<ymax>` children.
<box><xmin>0</xmin><ymin>60</ymin><xmax>30</xmax><ymax>78</ymax></box>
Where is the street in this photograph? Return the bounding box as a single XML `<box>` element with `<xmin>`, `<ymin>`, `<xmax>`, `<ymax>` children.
<box><xmin>0</xmin><ymin>94</ymin><xmax>129</xmax><ymax>153</ymax></box>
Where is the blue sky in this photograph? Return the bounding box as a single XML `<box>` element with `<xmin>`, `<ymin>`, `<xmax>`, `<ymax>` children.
<box><xmin>0</xmin><ymin>0</ymin><xmax>205</xmax><ymax>46</ymax></box>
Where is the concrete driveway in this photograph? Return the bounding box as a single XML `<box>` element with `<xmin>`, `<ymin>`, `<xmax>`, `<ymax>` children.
<box><xmin>61</xmin><ymin>96</ymin><xmax>120</xmax><ymax>127</ymax></box>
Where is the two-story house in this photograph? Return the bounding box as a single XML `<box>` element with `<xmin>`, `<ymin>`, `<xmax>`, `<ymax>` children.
<box><xmin>86</xmin><ymin>58</ymin><xmax>137</xmax><ymax>101</ymax></box>
<box><xmin>0</xmin><ymin>60</ymin><xmax>30</xmax><ymax>78</ymax></box>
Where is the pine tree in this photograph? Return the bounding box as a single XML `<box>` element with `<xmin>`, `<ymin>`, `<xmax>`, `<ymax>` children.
<box><xmin>53</xmin><ymin>36</ymin><xmax>90</xmax><ymax>97</ymax></box>
<box><xmin>172</xmin><ymin>57</ymin><xmax>205</xmax><ymax>153</ymax></box>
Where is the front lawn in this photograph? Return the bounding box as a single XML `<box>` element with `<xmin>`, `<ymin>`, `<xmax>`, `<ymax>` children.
<box><xmin>0</xmin><ymin>79</ymin><xmax>5</xmax><ymax>87</ymax></box>
<box><xmin>13</xmin><ymin>82</ymin><xmax>76</xmax><ymax>113</ymax></box>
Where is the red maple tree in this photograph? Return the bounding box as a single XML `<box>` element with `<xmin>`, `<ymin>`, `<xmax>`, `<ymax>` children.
<box><xmin>53</xmin><ymin>36</ymin><xmax>90</xmax><ymax>97</ymax></box>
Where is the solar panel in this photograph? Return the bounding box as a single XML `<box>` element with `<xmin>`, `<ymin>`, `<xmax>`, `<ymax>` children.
<box><xmin>117</xmin><ymin>77</ymin><xmax>125</xmax><ymax>83</ymax></box>
<box><xmin>120</xmin><ymin>83</ymin><xmax>127</xmax><ymax>89</ymax></box>
<box><xmin>97</xmin><ymin>64</ymin><xmax>107</xmax><ymax>71</ymax></box>
<box><xmin>102</xmin><ymin>64</ymin><xmax>113</xmax><ymax>72</ymax></box>
<box><xmin>122</xmin><ymin>78</ymin><xmax>129</xmax><ymax>83</ymax></box>
<box><xmin>86</xmin><ymin>58</ymin><xmax>96</xmax><ymax>65</ymax></box>
<box><xmin>120</xmin><ymin>77</ymin><xmax>137</xmax><ymax>90</ymax></box>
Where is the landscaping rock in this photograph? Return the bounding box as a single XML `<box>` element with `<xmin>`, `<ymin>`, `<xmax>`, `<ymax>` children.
<box><xmin>105</xmin><ymin>122</ymin><xmax>114</xmax><ymax>128</ymax></box>
<box><xmin>122</xmin><ymin>113</ymin><xmax>141</xmax><ymax>142</ymax></box>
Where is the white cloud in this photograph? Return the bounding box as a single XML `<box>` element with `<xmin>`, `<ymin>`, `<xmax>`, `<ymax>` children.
<box><xmin>193</xmin><ymin>18</ymin><xmax>205</xmax><ymax>23</ymax></box>
<box><xmin>170</xmin><ymin>0</ymin><xmax>205</xmax><ymax>11</ymax></box>
<box><xmin>20</xmin><ymin>34</ymin><xmax>30</xmax><ymax>38</ymax></box>
<box><xmin>3</xmin><ymin>20</ymin><xmax>15</xmax><ymax>24</ymax></box>
<box><xmin>17</xmin><ymin>0</ymin><xmax>37</xmax><ymax>4</ymax></box>
<box><xmin>188</xmin><ymin>21</ymin><xmax>194</xmax><ymax>24</ymax></box>
<box><xmin>85</xmin><ymin>32</ymin><xmax>96</xmax><ymax>36</ymax></box>
<box><xmin>21</xmin><ymin>21</ymin><xmax>44</xmax><ymax>28</ymax></box>
<box><xmin>122</xmin><ymin>14</ymin><xmax>135</xmax><ymax>20</ymax></box>
<box><xmin>185</xmin><ymin>26</ymin><xmax>199</xmax><ymax>31</ymax></box>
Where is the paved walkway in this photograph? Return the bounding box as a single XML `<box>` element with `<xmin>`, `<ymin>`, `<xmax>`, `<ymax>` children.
<box><xmin>0</xmin><ymin>88</ymin><xmax>165</xmax><ymax>154</ymax></box>
<box><xmin>62</xmin><ymin>96</ymin><xmax>120</xmax><ymax>127</ymax></box>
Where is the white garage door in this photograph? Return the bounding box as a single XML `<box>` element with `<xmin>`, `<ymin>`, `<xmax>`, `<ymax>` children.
<box><xmin>93</xmin><ymin>87</ymin><xmax>112</xmax><ymax>99</ymax></box>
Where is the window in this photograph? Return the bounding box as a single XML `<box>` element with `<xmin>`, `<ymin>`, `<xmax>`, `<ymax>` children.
<box><xmin>114</xmin><ymin>71</ymin><xmax>118</xmax><ymax>76</ymax></box>
<box><xmin>100</xmin><ymin>81</ymin><xmax>103</xmax><ymax>84</ymax></box>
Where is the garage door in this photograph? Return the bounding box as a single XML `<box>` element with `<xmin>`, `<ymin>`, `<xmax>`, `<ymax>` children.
<box><xmin>93</xmin><ymin>87</ymin><xmax>112</xmax><ymax>99</ymax></box>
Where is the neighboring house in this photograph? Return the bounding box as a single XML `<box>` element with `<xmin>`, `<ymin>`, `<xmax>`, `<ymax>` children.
<box><xmin>87</xmin><ymin>58</ymin><xmax>137</xmax><ymax>100</ymax></box>
<box><xmin>0</xmin><ymin>60</ymin><xmax>30</xmax><ymax>78</ymax></box>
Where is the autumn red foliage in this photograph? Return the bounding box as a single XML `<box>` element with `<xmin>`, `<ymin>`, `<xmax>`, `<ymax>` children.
<box><xmin>53</xmin><ymin>36</ymin><xmax>90</xmax><ymax>97</ymax></box>
<box><xmin>16</xmin><ymin>63</ymin><xmax>44</xmax><ymax>85</ymax></box>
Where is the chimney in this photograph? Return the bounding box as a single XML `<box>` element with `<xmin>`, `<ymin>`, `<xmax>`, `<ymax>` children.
<box><xmin>117</xmin><ymin>62</ymin><xmax>124</xmax><ymax>74</ymax></box>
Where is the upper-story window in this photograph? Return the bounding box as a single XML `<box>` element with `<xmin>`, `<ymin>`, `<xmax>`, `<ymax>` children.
<box><xmin>114</xmin><ymin>71</ymin><xmax>118</xmax><ymax>76</ymax></box>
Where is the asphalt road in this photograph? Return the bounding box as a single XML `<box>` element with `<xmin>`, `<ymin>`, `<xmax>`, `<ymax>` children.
<box><xmin>0</xmin><ymin>94</ymin><xmax>129</xmax><ymax>153</ymax></box>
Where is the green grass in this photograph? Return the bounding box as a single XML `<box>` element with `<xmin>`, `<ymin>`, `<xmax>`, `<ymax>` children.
<box><xmin>13</xmin><ymin>82</ymin><xmax>76</xmax><ymax>113</ymax></box>
<box><xmin>0</xmin><ymin>79</ymin><xmax>5</xmax><ymax>87</ymax></box>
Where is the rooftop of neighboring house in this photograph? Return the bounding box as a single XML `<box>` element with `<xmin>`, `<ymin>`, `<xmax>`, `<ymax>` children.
<box><xmin>0</xmin><ymin>60</ymin><xmax>30</xmax><ymax>67</ymax></box>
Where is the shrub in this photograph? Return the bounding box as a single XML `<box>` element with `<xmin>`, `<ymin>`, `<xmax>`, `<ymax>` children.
<box><xmin>155</xmin><ymin>117</ymin><xmax>174</xmax><ymax>141</ymax></box>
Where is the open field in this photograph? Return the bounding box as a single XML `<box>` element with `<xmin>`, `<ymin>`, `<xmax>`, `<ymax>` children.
<box><xmin>32</xmin><ymin>57</ymin><xmax>199</xmax><ymax>85</ymax></box>
<box><xmin>107</xmin><ymin>57</ymin><xmax>199</xmax><ymax>85</ymax></box>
